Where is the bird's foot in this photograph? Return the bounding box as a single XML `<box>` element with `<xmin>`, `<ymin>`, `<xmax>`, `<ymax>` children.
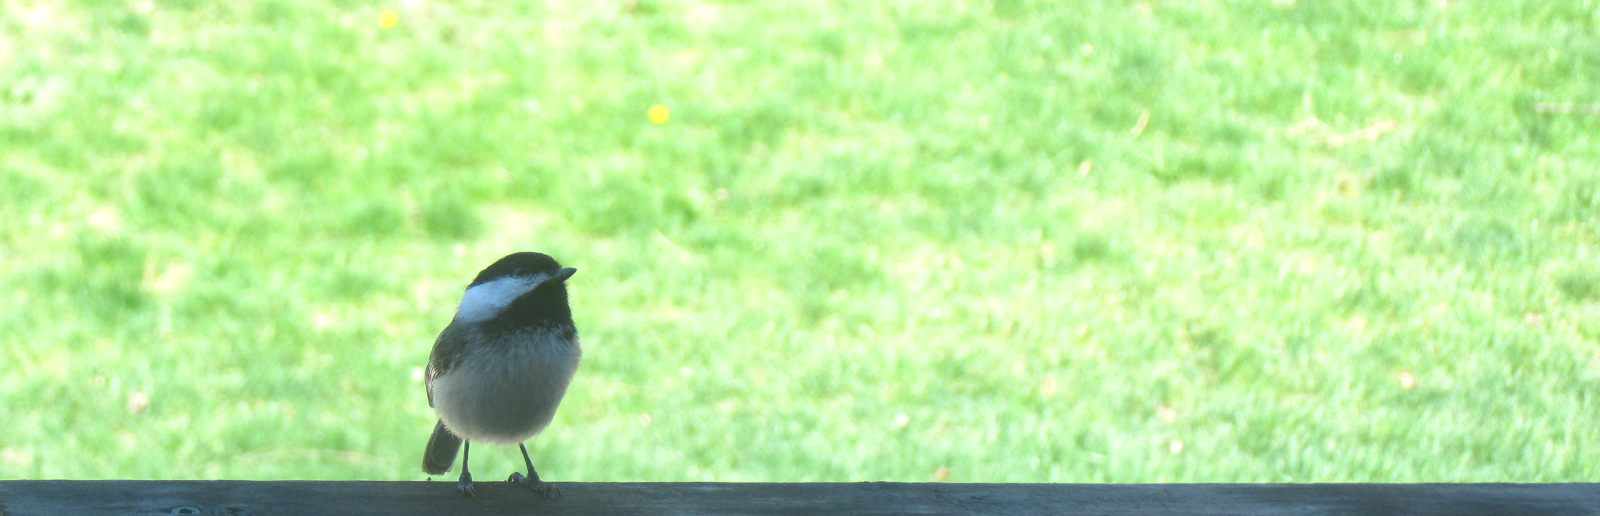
<box><xmin>509</xmin><ymin>472</ymin><xmax>561</xmax><ymax>500</ymax></box>
<box><xmin>457</xmin><ymin>471</ymin><xmax>475</xmax><ymax>498</ymax></box>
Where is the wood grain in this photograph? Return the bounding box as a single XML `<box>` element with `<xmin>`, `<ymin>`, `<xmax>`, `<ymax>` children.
<box><xmin>1</xmin><ymin>481</ymin><xmax>1596</xmax><ymax>516</ymax></box>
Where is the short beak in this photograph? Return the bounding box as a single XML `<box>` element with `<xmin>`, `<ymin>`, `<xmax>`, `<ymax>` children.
<box><xmin>554</xmin><ymin>267</ymin><xmax>577</xmax><ymax>282</ymax></box>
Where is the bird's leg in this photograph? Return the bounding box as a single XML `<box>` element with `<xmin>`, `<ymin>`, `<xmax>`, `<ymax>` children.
<box><xmin>457</xmin><ymin>441</ymin><xmax>475</xmax><ymax>498</ymax></box>
<box><xmin>509</xmin><ymin>443</ymin><xmax>560</xmax><ymax>500</ymax></box>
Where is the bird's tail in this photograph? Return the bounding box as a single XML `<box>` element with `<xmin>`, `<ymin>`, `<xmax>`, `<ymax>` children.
<box><xmin>422</xmin><ymin>420</ymin><xmax>463</xmax><ymax>475</ymax></box>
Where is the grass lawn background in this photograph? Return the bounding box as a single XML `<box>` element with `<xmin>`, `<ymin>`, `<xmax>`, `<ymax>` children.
<box><xmin>2</xmin><ymin>0</ymin><xmax>1599</xmax><ymax>482</ymax></box>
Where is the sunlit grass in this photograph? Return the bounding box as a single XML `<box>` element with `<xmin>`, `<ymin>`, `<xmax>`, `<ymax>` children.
<box><xmin>1</xmin><ymin>0</ymin><xmax>1598</xmax><ymax>482</ymax></box>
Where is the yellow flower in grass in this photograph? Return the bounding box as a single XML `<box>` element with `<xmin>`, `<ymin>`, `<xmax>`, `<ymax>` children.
<box><xmin>379</xmin><ymin>10</ymin><xmax>399</xmax><ymax>29</ymax></box>
<box><xmin>648</xmin><ymin>104</ymin><xmax>670</xmax><ymax>124</ymax></box>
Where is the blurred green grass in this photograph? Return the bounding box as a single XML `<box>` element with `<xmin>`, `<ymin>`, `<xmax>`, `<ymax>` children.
<box><xmin>2</xmin><ymin>0</ymin><xmax>1599</xmax><ymax>482</ymax></box>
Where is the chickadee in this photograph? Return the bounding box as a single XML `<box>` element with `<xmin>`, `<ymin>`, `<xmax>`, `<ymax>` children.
<box><xmin>421</xmin><ymin>252</ymin><xmax>581</xmax><ymax>499</ymax></box>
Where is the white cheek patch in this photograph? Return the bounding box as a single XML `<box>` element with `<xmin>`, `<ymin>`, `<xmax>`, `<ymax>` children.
<box><xmin>455</xmin><ymin>272</ymin><xmax>549</xmax><ymax>322</ymax></box>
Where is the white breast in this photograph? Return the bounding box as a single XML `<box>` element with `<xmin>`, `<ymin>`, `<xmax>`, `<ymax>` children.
<box><xmin>431</xmin><ymin>329</ymin><xmax>581</xmax><ymax>445</ymax></box>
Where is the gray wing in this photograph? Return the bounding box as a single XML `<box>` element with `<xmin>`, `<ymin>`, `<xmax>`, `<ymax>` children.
<box><xmin>425</xmin><ymin>320</ymin><xmax>470</xmax><ymax>408</ymax></box>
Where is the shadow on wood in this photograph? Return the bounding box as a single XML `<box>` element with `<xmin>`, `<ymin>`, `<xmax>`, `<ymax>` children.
<box><xmin>1</xmin><ymin>481</ymin><xmax>1596</xmax><ymax>516</ymax></box>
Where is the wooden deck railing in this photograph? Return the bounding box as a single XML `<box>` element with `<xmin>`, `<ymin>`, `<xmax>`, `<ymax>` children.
<box><xmin>1</xmin><ymin>481</ymin><xmax>1595</xmax><ymax>515</ymax></box>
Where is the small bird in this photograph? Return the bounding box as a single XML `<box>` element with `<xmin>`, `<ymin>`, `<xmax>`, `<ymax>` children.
<box><xmin>422</xmin><ymin>252</ymin><xmax>581</xmax><ymax>499</ymax></box>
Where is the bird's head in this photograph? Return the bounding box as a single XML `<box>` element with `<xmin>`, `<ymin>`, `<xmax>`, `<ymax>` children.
<box><xmin>456</xmin><ymin>252</ymin><xmax>576</xmax><ymax>323</ymax></box>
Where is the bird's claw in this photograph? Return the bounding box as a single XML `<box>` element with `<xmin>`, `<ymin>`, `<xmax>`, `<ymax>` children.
<box><xmin>509</xmin><ymin>472</ymin><xmax>561</xmax><ymax>500</ymax></box>
<box><xmin>457</xmin><ymin>471</ymin><xmax>475</xmax><ymax>498</ymax></box>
